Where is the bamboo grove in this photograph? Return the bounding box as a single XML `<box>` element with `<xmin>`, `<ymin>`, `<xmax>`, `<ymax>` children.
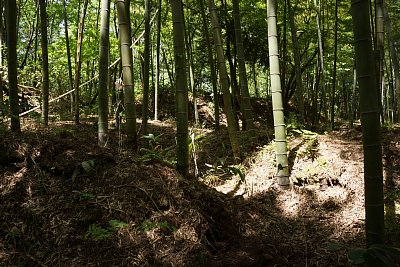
<box><xmin>0</xmin><ymin>0</ymin><xmax>398</xmax><ymax>248</ymax></box>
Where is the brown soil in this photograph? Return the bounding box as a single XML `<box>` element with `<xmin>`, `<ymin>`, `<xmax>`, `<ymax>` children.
<box><xmin>0</xmin><ymin>118</ymin><xmax>399</xmax><ymax>266</ymax></box>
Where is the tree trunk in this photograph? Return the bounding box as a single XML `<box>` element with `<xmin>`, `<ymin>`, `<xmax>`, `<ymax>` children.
<box><xmin>19</xmin><ymin>8</ymin><xmax>37</xmax><ymax>71</ymax></box>
<box><xmin>39</xmin><ymin>0</ymin><xmax>49</xmax><ymax>127</ymax></box>
<box><xmin>311</xmin><ymin>62</ymin><xmax>319</xmax><ymax>125</ymax></box>
<box><xmin>209</xmin><ymin>0</ymin><xmax>241</xmax><ymax>162</ymax></box>
<box><xmin>351</xmin><ymin>0</ymin><xmax>384</xmax><ymax>247</ymax></box>
<box><xmin>226</xmin><ymin>29</ymin><xmax>240</xmax><ymax>130</ymax></box>
<box><xmin>98</xmin><ymin>0</ymin><xmax>110</xmax><ymax>147</ymax></box>
<box><xmin>62</xmin><ymin>0</ymin><xmax>75</xmax><ymax>115</ymax></box>
<box><xmin>33</xmin><ymin>4</ymin><xmax>39</xmax><ymax>88</ymax></box>
<box><xmin>198</xmin><ymin>0</ymin><xmax>219</xmax><ymax>130</ymax></box>
<box><xmin>382</xmin><ymin>67</ymin><xmax>388</xmax><ymax>121</ymax></box>
<box><xmin>383</xmin><ymin>2</ymin><xmax>400</xmax><ymax>122</ymax></box>
<box><xmin>0</xmin><ymin>0</ymin><xmax>4</xmax><ymax>115</ymax></box>
<box><xmin>386</xmin><ymin>50</ymin><xmax>394</xmax><ymax>122</ymax></box>
<box><xmin>375</xmin><ymin>0</ymin><xmax>384</xmax><ymax>124</ymax></box>
<box><xmin>342</xmin><ymin>76</ymin><xmax>348</xmax><ymax>121</ymax></box>
<box><xmin>5</xmin><ymin>0</ymin><xmax>20</xmax><ymax>132</ymax></box>
<box><xmin>154</xmin><ymin>0</ymin><xmax>161</xmax><ymax>121</ymax></box>
<box><xmin>162</xmin><ymin>47</ymin><xmax>174</xmax><ymax>86</ymax></box>
<box><xmin>253</xmin><ymin>63</ymin><xmax>259</xmax><ymax>98</ymax></box>
<box><xmin>232</xmin><ymin>0</ymin><xmax>254</xmax><ymax>130</ymax></box>
<box><xmin>369</xmin><ymin>0</ymin><xmax>375</xmax><ymax>48</ymax></box>
<box><xmin>115</xmin><ymin>0</ymin><xmax>137</xmax><ymax>147</ymax></box>
<box><xmin>331</xmin><ymin>0</ymin><xmax>338</xmax><ymax>129</ymax></box>
<box><xmin>267</xmin><ymin>0</ymin><xmax>289</xmax><ymax>188</ymax></box>
<box><xmin>350</xmin><ymin>67</ymin><xmax>356</xmax><ymax>128</ymax></box>
<box><xmin>280</xmin><ymin>0</ymin><xmax>287</xmax><ymax>102</ymax></box>
<box><xmin>74</xmin><ymin>0</ymin><xmax>89</xmax><ymax>125</ymax></box>
<box><xmin>183</xmin><ymin>11</ymin><xmax>198</xmax><ymax>126</ymax></box>
<box><xmin>170</xmin><ymin>0</ymin><xmax>189</xmax><ymax>176</ymax></box>
<box><xmin>186</xmin><ymin>29</ymin><xmax>198</xmax><ymax>126</ymax></box>
<box><xmin>142</xmin><ymin>0</ymin><xmax>151</xmax><ymax>138</ymax></box>
<box><xmin>314</xmin><ymin>0</ymin><xmax>326</xmax><ymax>123</ymax></box>
<box><xmin>287</xmin><ymin>0</ymin><xmax>304</xmax><ymax>124</ymax></box>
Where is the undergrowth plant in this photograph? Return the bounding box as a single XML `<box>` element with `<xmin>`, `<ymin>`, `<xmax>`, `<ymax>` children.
<box><xmin>139</xmin><ymin>133</ymin><xmax>175</xmax><ymax>165</ymax></box>
<box><xmin>189</xmin><ymin>128</ymin><xmax>204</xmax><ymax>177</ymax></box>
<box><xmin>137</xmin><ymin>220</ymin><xmax>175</xmax><ymax>232</ymax></box>
<box><xmin>86</xmin><ymin>220</ymin><xmax>128</xmax><ymax>241</ymax></box>
<box><xmin>79</xmin><ymin>191</ymin><xmax>94</xmax><ymax>201</ymax></box>
<box><xmin>71</xmin><ymin>159</ymin><xmax>96</xmax><ymax>181</ymax></box>
<box><xmin>204</xmin><ymin>158</ymin><xmax>246</xmax><ymax>185</ymax></box>
<box><xmin>87</xmin><ymin>224</ymin><xmax>112</xmax><ymax>241</ymax></box>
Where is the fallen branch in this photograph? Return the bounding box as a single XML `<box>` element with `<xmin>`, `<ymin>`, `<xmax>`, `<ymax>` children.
<box><xmin>2</xmin><ymin>79</ymin><xmax>41</xmax><ymax>93</ymax></box>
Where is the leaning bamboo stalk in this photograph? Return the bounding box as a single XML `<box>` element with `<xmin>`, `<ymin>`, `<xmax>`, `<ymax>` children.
<box><xmin>4</xmin><ymin>13</ymin><xmax>157</xmax><ymax>120</ymax></box>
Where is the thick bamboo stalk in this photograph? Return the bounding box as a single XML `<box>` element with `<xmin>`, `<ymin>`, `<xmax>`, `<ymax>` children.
<box><xmin>351</xmin><ymin>0</ymin><xmax>384</xmax><ymax>247</ymax></box>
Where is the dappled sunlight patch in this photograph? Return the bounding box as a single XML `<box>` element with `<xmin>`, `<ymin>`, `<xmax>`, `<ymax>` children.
<box><xmin>276</xmin><ymin>190</ymin><xmax>302</xmax><ymax>218</ymax></box>
<box><xmin>0</xmin><ymin>167</ymin><xmax>27</xmax><ymax>196</ymax></box>
<box><xmin>243</xmin><ymin>144</ymin><xmax>276</xmax><ymax>196</ymax></box>
<box><xmin>313</xmin><ymin>186</ymin><xmax>349</xmax><ymax>202</ymax></box>
<box><xmin>215</xmin><ymin>176</ymin><xmax>246</xmax><ymax>195</ymax></box>
<box><xmin>1</xmin><ymin>121</ymin><xmax>399</xmax><ymax>266</ymax></box>
<box><xmin>174</xmin><ymin>224</ymin><xmax>199</xmax><ymax>242</ymax></box>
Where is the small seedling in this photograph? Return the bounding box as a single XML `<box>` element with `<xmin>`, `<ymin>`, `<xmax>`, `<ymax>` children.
<box><xmin>108</xmin><ymin>219</ymin><xmax>128</xmax><ymax>230</ymax></box>
<box><xmin>71</xmin><ymin>159</ymin><xmax>96</xmax><ymax>181</ymax></box>
<box><xmin>228</xmin><ymin>165</ymin><xmax>246</xmax><ymax>184</ymax></box>
<box><xmin>86</xmin><ymin>220</ymin><xmax>128</xmax><ymax>241</ymax></box>
<box><xmin>86</xmin><ymin>224</ymin><xmax>112</xmax><ymax>241</ymax></box>
<box><xmin>141</xmin><ymin>133</ymin><xmax>163</xmax><ymax>150</ymax></box>
<box><xmin>80</xmin><ymin>192</ymin><xmax>94</xmax><ymax>201</ymax></box>
<box><xmin>139</xmin><ymin>133</ymin><xmax>176</xmax><ymax>164</ymax></box>
<box><xmin>137</xmin><ymin>220</ymin><xmax>174</xmax><ymax>232</ymax></box>
<box><xmin>81</xmin><ymin>159</ymin><xmax>95</xmax><ymax>172</ymax></box>
<box><xmin>205</xmin><ymin>162</ymin><xmax>223</xmax><ymax>173</ymax></box>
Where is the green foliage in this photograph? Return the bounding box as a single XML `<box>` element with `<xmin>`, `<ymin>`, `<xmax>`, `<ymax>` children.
<box><xmin>137</xmin><ymin>220</ymin><xmax>174</xmax><ymax>232</ymax></box>
<box><xmin>108</xmin><ymin>219</ymin><xmax>129</xmax><ymax>230</ymax></box>
<box><xmin>286</xmin><ymin>113</ymin><xmax>304</xmax><ymax>134</ymax></box>
<box><xmin>297</xmin><ymin>137</ymin><xmax>319</xmax><ymax>160</ymax></box>
<box><xmin>79</xmin><ymin>191</ymin><xmax>94</xmax><ymax>201</ymax></box>
<box><xmin>189</xmin><ymin>129</ymin><xmax>204</xmax><ymax>154</ymax></box>
<box><xmin>227</xmin><ymin>165</ymin><xmax>246</xmax><ymax>184</ymax></box>
<box><xmin>81</xmin><ymin>159</ymin><xmax>95</xmax><ymax>172</ymax></box>
<box><xmin>287</xmin><ymin>114</ymin><xmax>320</xmax><ymax>159</ymax></box>
<box><xmin>197</xmin><ymin>252</ymin><xmax>206</xmax><ymax>267</ymax></box>
<box><xmin>86</xmin><ymin>224</ymin><xmax>112</xmax><ymax>240</ymax></box>
<box><xmin>86</xmin><ymin>220</ymin><xmax>128</xmax><ymax>241</ymax></box>
<box><xmin>326</xmin><ymin>243</ymin><xmax>400</xmax><ymax>266</ymax></box>
<box><xmin>386</xmin><ymin>188</ymin><xmax>400</xmax><ymax>203</ymax></box>
<box><xmin>71</xmin><ymin>159</ymin><xmax>96</xmax><ymax>180</ymax></box>
<box><xmin>205</xmin><ymin>157</ymin><xmax>226</xmax><ymax>173</ymax></box>
<box><xmin>139</xmin><ymin>133</ymin><xmax>164</xmax><ymax>162</ymax></box>
<box><xmin>205</xmin><ymin>158</ymin><xmax>246</xmax><ymax>184</ymax></box>
<box><xmin>141</xmin><ymin>133</ymin><xmax>163</xmax><ymax>150</ymax></box>
<box><xmin>139</xmin><ymin>133</ymin><xmax>176</xmax><ymax>165</ymax></box>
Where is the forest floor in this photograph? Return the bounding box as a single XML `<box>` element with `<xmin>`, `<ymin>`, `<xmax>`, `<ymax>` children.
<box><xmin>1</xmin><ymin>103</ymin><xmax>400</xmax><ymax>266</ymax></box>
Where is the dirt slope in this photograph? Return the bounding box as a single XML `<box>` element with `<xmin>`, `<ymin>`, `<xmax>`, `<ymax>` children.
<box><xmin>0</xmin><ymin>121</ymin><xmax>399</xmax><ymax>266</ymax></box>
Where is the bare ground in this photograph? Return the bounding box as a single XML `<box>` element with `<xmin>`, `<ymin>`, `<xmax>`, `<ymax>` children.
<box><xmin>0</xmin><ymin>118</ymin><xmax>399</xmax><ymax>266</ymax></box>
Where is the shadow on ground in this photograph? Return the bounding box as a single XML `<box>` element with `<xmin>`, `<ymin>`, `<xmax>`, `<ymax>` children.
<box><xmin>1</xmin><ymin>121</ymin><xmax>397</xmax><ymax>266</ymax></box>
